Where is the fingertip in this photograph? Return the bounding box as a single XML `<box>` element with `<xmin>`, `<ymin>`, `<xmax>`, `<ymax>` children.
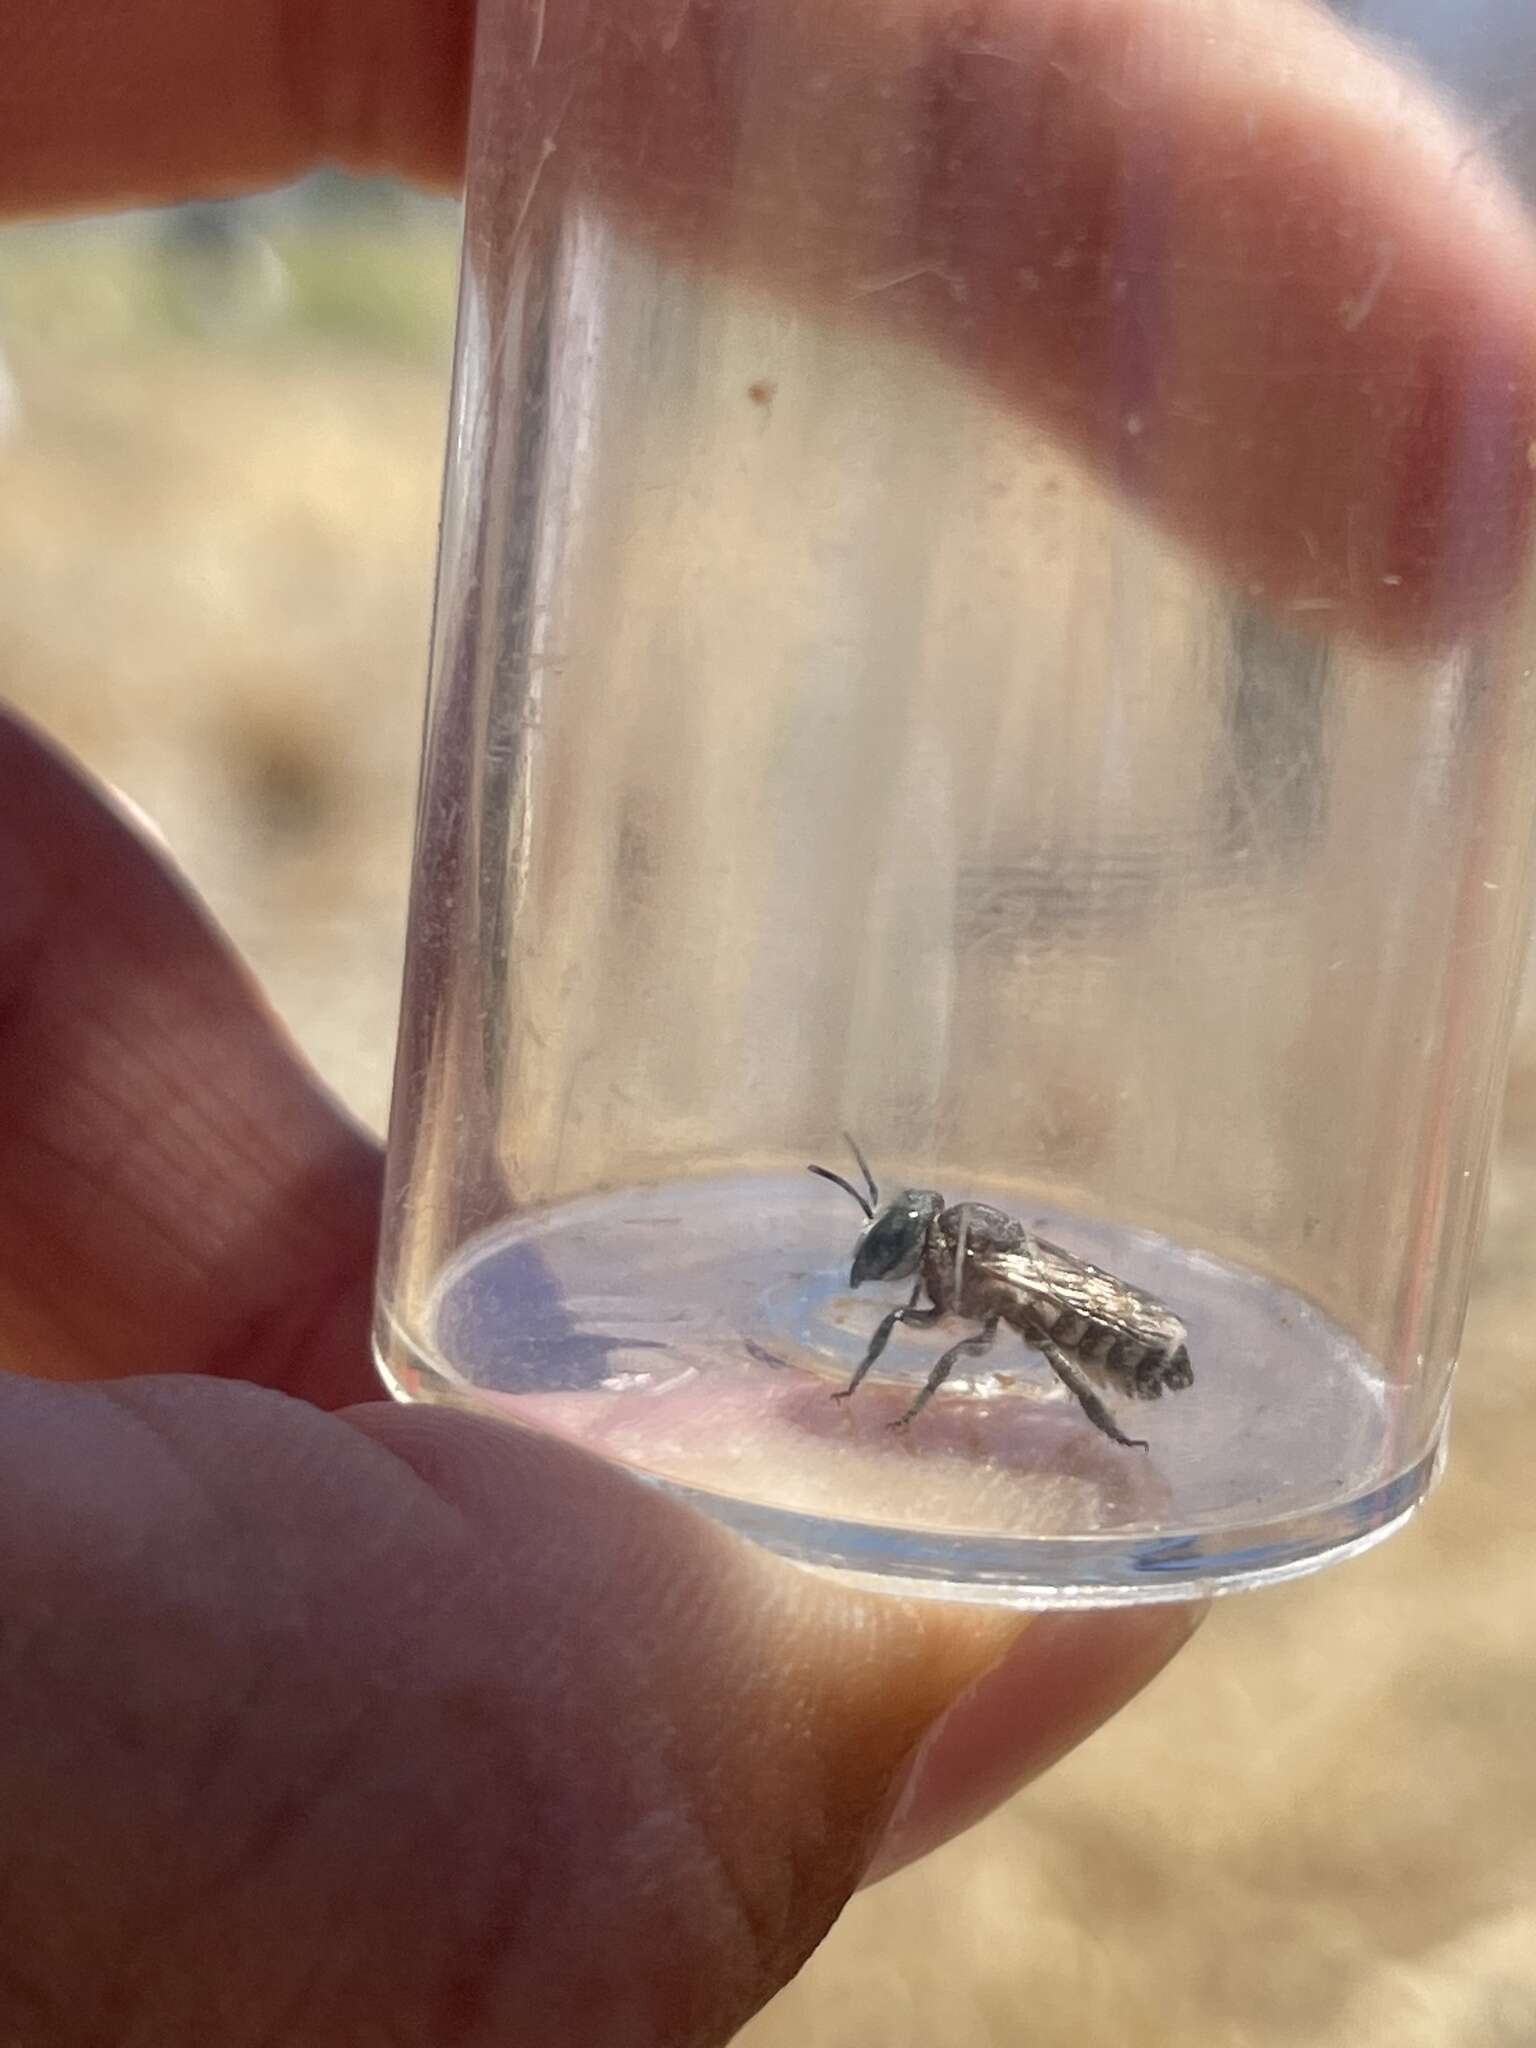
<box><xmin>863</xmin><ymin>1600</ymin><xmax>1204</xmax><ymax>1885</ymax></box>
<box><xmin>354</xmin><ymin>1399</ymin><xmax>1201</xmax><ymax>1889</ymax></box>
<box><xmin>348</xmin><ymin>1399</ymin><xmax>1051</xmax><ymax>1794</ymax></box>
<box><xmin>0</xmin><ymin>0</ymin><xmax>472</xmax><ymax>215</ymax></box>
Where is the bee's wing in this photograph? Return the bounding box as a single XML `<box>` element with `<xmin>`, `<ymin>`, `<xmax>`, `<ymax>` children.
<box><xmin>974</xmin><ymin>1234</ymin><xmax>1188</xmax><ymax>1349</ymax></box>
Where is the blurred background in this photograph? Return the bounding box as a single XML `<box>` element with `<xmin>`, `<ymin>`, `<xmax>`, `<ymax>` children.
<box><xmin>3</xmin><ymin>175</ymin><xmax>1536</xmax><ymax>2046</ymax></box>
<box><xmin>0</xmin><ymin>179</ymin><xmax>457</xmax><ymax>1127</ymax></box>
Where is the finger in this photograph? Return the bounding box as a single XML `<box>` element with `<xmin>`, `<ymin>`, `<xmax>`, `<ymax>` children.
<box><xmin>0</xmin><ymin>1370</ymin><xmax>1196</xmax><ymax>2045</ymax></box>
<box><xmin>864</xmin><ymin>1599</ymin><xmax>1202</xmax><ymax>1884</ymax></box>
<box><xmin>0</xmin><ymin>0</ymin><xmax>473</xmax><ymax>210</ymax></box>
<box><xmin>522</xmin><ymin>0</ymin><xmax>1536</xmax><ymax>648</ymax></box>
<box><xmin>7</xmin><ymin>7</ymin><xmax>1530</xmax><ymax>647</ymax></box>
<box><xmin>356</xmin><ymin>1405</ymin><xmax>1198</xmax><ymax>1879</ymax></box>
<box><xmin>0</xmin><ymin>710</ymin><xmax>381</xmax><ymax>1408</ymax></box>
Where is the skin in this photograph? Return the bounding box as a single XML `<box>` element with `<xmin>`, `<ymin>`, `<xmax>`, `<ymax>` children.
<box><xmin>497</xmin><ymin>0</ymin><xmax>1536</xmax><ymax>646</ymax></box>
<box><xmin>0</xmin><ymin>2</ymin><xmax>1530</xmax><ymax>2041</ymax></box>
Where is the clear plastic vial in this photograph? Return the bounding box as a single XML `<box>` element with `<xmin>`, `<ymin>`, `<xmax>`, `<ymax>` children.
<box><xmin>376</xmin><ymin>0</ymin><xmax>1536</xmax><ymax>1603</ymax></box>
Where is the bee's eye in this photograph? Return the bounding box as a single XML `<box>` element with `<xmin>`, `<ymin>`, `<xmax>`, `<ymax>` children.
<box><xmin>852</xmin><ymin>1206</ymin><xmax>923</xmax><ymax>1282</ymax></box>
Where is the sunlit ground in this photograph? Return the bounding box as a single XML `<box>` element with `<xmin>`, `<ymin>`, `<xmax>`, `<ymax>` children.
<box><xmin>3</xmin><ymin>193</ymin><xmax>1535</xmax><ymax>2047</ymax></box>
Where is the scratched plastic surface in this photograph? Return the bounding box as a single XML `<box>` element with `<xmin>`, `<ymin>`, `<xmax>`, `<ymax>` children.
<box><xmin>375</xmin><ymin>0</ymin><xmax>1536</xmax><ymax>1600</ymax></box>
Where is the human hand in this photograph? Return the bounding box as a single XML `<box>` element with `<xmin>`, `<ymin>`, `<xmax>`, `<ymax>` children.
<box><xmin>0</xmin><ymin>4</ymin><xmax>1529</xmax><ymax>2043</ymax></box>
<box><xmin>0</xmin><ymin>710</ymin><xmax>1193</xmax><ymax>2042</ymax></box>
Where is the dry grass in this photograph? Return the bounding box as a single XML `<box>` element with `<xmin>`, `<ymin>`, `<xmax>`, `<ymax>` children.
<box><xmin>4</xmin><ymin>212</ymin><xmax>1536</xmax><ymax>2047</ymax></box>
<box><xmin>0</xmin><ymin>219</ymin><xmax>453</xmax><ymax>1127</ymax></box>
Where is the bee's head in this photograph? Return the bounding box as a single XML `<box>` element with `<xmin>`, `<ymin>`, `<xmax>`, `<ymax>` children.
<box><xmin>808</xmin><ymin>1137</ymin><xmax>943</xmax><ymax>1287</ymax></box>
<box><xmin>850</xmin><ymin>1190</ymin><xmax>943</xmax><ymax>1286</ymax></box>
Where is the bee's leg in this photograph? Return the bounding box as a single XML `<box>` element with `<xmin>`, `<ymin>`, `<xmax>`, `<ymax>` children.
<box><xmin>833</xmin><ymin>1279</ymin><xmax>942</xmax><ymax>1402</ymax></box>
<box><xmin>1035</xmin><ymin>1334</ymin><xmax>1149</xmax><ymax>1451</ymax></box>
<box><xmin>891</xmin><ymin>1316</ymin><xmax>1000</xmax><ymax>1430</ymax></box>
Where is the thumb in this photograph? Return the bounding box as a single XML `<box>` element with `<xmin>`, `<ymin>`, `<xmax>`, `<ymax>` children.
<box><xmin>350</xmin><ymin>1402</ymin><xmax>1198</xmax><ymax>2036</ymax></box>
<box><xmin>348</xmin><ymin>1404</ymin><xmax>1024</xmax><ymax>2028</ymax></box>
<box><xmin>0</xmin><ymin>1370</ymin><xmax>1193</xmax><ymax>2047</ymax></box>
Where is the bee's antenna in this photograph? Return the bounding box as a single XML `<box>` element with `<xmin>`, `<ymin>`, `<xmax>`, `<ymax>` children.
<box><xmin>808</xmin><ymin>1163</ymin><xmax>875</xmax><ymax>1221</ymax></box>
<box><xmin>842</xmin><ymin>1132</ymin><xmax>880</xmax><ymax>1212</ymax></box>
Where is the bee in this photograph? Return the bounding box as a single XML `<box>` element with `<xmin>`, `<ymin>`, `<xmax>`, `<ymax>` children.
<box><xmin>808</xmin><ymin>1136</ymin><xmax>1193</xmax><ymax>1448</ymax></box>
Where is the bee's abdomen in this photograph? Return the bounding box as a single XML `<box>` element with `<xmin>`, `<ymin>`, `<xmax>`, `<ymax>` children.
<box><xmin>1119</xmin><ymin>1336</ymin><xmax>1194</xmax><ymax>1399</ymax></box>
<box><xmin>1018</xmin><ymin>1299</ymin><xmax>1102</xmax><ymax>1354</ymax></box>
<box><xmin>1014</xmin><ymin>1301</ymin><xmax>1194</xmax><ymax>1399</ymax></box>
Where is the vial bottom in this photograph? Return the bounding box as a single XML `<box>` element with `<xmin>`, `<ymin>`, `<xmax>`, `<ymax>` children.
<box><xmin>375</xmin><ymin>1173</ymin><xmax>1441</xmax><ymax>1605</ymax></box>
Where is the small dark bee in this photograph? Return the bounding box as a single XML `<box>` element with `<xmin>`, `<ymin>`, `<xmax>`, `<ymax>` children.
<box><xmin>808</xmin><ymin>1136</ymin><xmax>1193</xmax><ymax>1448</ymax></box>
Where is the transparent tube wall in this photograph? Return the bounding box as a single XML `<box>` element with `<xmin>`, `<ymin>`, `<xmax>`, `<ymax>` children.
<box><xmin>377</xmin><ymin>0</ymin><xmax>1536</xmax><ymax>1601</ymax></box>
